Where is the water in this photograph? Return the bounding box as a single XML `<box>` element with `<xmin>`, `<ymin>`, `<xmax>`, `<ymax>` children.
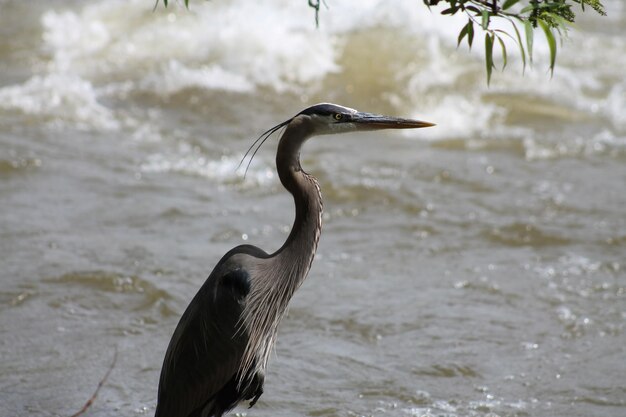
<box><xmin>1</xmin><ymin>0</ymin><xmax>624</xmax><ymax>416</ymax></box>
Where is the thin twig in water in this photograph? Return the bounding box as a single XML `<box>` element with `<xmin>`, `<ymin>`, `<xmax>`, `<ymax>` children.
<box><xmin>69</xmin><ymin>348</ymin><xmax>118</xmax><ymax>417</ymax></box>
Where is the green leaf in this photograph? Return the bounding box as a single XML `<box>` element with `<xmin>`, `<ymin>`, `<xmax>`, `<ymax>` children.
<box><xmin>576</xmin><ymin>0</ymin><xmax>607</xmax><ymax>16</ymax></box>
<box><xmin>494</xmin><ymin>29</ymin><xmax>516</xmax><ymax>42</ymax></box>
<box><xmin>468</xmin><ymin>20</ymin><xmax>475</xmax><ymax>49</ymax></box>
<box><xmin>481</xmin><ymin>10</ymin><xmax>490</xmax><ymax>30</ymax></box>
<box><xmin>524</xmin><ymin>19</ymin><xmax>534</xmax><ymax>63</ymax></box>
<box><xmin>502</xmin><ymin>0</ymin><xmax>520</xmax><ymax>10</ymax></box>
<box><xmin>519</xmin><ymin>5</ymin><xmax>534</xmax><ymax>14</ymax></box>
<box><xmin>511</xmin><ymin>20</ymin><xmax>527</xmax><ymax>73</ymax></box>
<box><xmin>497</xmin><ymin>35</ymin><xmax>508</xmax><ymax>71</ymax></box>
<box><xmin>485</xmin><ymin>33</ymin><xmax>494</xmax><ymax>85</ymax></box>
<box><xmin>539</xmin><ymin>19</ymin><xmax>557</xmax><ymax>76</ymax></box>
<box><xmin>457</xmin><ymin>22</ymin><xmax>470</xmax><ymax>48</ymax></box>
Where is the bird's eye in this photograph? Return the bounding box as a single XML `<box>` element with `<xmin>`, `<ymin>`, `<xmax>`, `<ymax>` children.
<box><xmin>333</xmin><ymin>113</ymin><xmax>343</xmax><ymax>121</ymax></box>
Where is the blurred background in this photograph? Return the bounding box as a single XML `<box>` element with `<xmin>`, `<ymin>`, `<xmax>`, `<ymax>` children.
<box><xmin>0</xmin><ymin>0</ymin><xmax>624</xmax><ymax>416</ymax></box>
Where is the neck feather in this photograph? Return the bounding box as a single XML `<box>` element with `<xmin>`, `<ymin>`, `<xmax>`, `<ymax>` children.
<box><xmin>238</xmin><ymin>119</ymin><xmax>323</xmax><ymax>378</ymax></box>
<box><xmin>274</xmin><ymin>121</ymin><xmax>323</xmax><ymax>277</ymax></box>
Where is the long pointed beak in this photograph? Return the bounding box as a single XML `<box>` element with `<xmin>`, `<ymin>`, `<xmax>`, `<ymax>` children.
<box><xmin>351</xmin><ymin>112</ymin><xmax>435</xmax><ymax>130</ymax></box>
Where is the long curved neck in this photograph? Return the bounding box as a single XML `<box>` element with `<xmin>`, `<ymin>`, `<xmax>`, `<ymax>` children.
<box><xmin>273</xmin><ymin>120</ymin><xmax>323</xmax><ymax>280</ymax></box>
<box><xmin>239</xmin><ymin>117</ymin><xmax>323</xmax><ymax>377</ymax></box>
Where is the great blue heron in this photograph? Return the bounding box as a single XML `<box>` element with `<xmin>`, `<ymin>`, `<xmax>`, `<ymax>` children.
<box><xmin>155</xmin><ymin>103</ymin><xmax>434</xmax><ymax>417</ymax></box>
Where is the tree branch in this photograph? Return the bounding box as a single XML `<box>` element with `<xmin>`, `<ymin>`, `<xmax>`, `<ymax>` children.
<box><xmin>69</xmin><ymin>348</ymin><xmax>118</xmax><ymax>417</ymax></box>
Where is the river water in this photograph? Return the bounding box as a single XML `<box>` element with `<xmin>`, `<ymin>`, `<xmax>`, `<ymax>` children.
<box><xmin>1</xmin><ymin>1</ymin><xmax>624</xmax><ymax>416</ymax></box>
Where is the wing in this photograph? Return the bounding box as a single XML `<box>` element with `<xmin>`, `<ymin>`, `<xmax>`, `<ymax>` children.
<box><xmin>155</xmin><ymin>246</ymin><xmax>266</xmax><ymax>417</ymax></box>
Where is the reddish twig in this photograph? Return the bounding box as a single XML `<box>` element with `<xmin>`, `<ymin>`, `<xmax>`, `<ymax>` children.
<box><xmin>69</xmin><ymin>348</ymin><xmax>118</xmax><ymax>417</ymax></box>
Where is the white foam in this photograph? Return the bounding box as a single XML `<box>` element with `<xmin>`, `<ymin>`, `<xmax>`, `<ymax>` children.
<box><xmin>0</xmin><ymin>73</ymin><xmax>119</xmax><ymax>130</ymax></box>
<box><xmin>417</xmin><ymin>94</ymin><xmax>502</xmax><ymax>141</ymax></box>
<box><xmin>140</xmin><ymin>144</ymin><xmax>276</xmax><ymax>187</ymax></box>
<box><xmin>41</xmin><ymin>10</ymin><xmax>111</xmax><ymax>74</ymax></box>
<box><xmin>10</xmin><ymin>0</ymin><xmax>622</xmax><ymax>148</ymax></box>
<box><xmin>39</xmin><ymin>0</ymin><xmax>340</xmax><ymax>93</ymax></box>
<box><xmin>138</xmin><ymin>60</ymin><xmax>254</xmax><ymax>95</ymax></box>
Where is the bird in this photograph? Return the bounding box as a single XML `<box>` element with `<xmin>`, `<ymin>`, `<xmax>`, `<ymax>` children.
<box><xmin>154</xmin><ymin>103</ymin><xmax>434</xmax><ymax>417</ymax></box>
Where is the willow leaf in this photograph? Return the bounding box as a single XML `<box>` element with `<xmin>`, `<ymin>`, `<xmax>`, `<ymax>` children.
<box><xmin>458</xmin><ymin>21</ymin><xmax>470</xmax><ymax>47</ymax></box>
<box><xmin>481</xmin><ymin>10</ymin><xmax>490</xmax><ymax>30</ymax></box>
<box><xmin>539</xmin><ymin>19</ymin><xmax>557</xmax><ymax>76</ymax></box>
<box><xmin>485</xmin><ymin>33</ymin><xmax>494</xmax><ymax>85</ymax></box>
<box><xmin>497</xmin><ymin>35</ymin><xmax>508</xmax><ymax>70</ymax></box>
<box><xmin>511</xmin><ymin>20</ymin><xmax>527</xmax><ymax>73</ymax></box>
<box><xmin>503</xmin><ymin>0</ymin><xmax>521</xmax><ymax>10</ymax></box>
<box><xmin>524</xmin><ymin>19</ymin><xmax>534</xmax><ymax>63</ymax></box>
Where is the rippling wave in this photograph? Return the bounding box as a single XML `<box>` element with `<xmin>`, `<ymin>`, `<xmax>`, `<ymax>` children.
<box><xmin>1</xmin><ymin>1</ymin><xmax>624</xmax><ymax>416</ymax></box>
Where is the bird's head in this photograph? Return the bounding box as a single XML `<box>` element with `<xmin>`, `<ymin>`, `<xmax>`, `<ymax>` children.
<box><xmin>240</xmin><ymin>103</ymin><xmax>434</xmax><ymax>176</ymax></box>
<box><xmin>295</xmin><ymin>103</ymin><xmax>435</xmax><ymax>136</ymax></box>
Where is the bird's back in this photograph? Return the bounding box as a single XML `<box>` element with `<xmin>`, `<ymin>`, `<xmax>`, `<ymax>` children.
<box><xmin>155</xmin><ymin>245</ymin><xmax>269</xmax><ymax>417</ymax></box>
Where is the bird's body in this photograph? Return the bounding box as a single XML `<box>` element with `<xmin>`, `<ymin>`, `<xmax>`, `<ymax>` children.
<box><xmin>155</xmin><ymin>104</ymin><xmax>433</xmax><ymax>417</ymax></box>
